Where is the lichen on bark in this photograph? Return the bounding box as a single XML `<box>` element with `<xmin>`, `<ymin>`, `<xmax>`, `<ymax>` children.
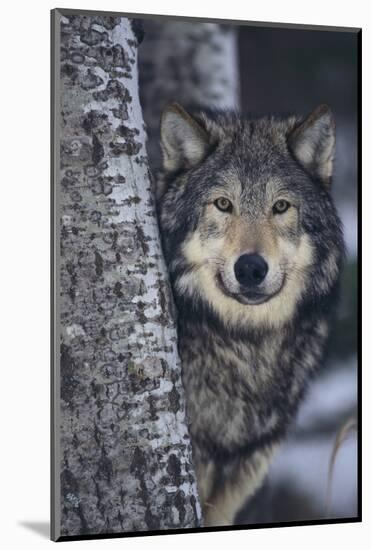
<box><xmin>58</xmin><ymin>13</ymin><xmax>201</xmax><ymax>536</ymax></box>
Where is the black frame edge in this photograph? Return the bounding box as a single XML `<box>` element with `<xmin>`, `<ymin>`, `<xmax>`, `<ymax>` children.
<box><xmin>55</xmin><ymin>517</ymin><xmax>361</xmax><ymax>542</ymax></box>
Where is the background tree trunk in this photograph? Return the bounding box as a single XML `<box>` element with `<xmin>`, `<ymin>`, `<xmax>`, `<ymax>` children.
<box><xmin>138</xmin><ymin>20</ymin><xmax>240</xmax><ymax>170</ymax></box>
<box><xmin>57</xmin><ymin>13</ymin><xmax>201</xmax><ymax>537</ymax></box>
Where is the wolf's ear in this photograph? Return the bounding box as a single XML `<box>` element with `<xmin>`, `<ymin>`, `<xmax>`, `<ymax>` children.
<box><xmin>288</xmin><ymin>105</ymin><xmax>335</xmax><ymax>186</ymax></box>
<box><xmin>160</xmin><ymin>103</ymin><xmax>210</xmax><ymax>173</ymax></box>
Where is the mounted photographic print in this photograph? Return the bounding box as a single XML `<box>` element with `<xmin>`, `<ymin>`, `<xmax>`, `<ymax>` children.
<box><xmin>51</xmin><ymin>8</ymin><xmax>361</xmax><ymax>541</ymax></box>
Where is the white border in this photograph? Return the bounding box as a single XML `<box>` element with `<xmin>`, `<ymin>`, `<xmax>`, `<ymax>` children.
<box><xmin>1</xmin><ymin>1</ymin><xmax>367</xmax><ymax>548</ymax></box>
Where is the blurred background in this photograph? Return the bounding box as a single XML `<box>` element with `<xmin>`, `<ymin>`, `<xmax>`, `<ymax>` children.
<box><xmin>138</xmin><ymin>18</ymin><xmax>359</xmax><ymax>524</ymax></box>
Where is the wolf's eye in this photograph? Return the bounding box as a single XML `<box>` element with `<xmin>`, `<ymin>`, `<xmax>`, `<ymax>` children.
<box><xmin>214</xmin><ymin>197</ymin><xmax>233</xmax><ymax>212</ymax></box>
<box><xmin>273</xmin><ymin>200</ymin><xmax>291</xmax><ymax>215</ymax></box>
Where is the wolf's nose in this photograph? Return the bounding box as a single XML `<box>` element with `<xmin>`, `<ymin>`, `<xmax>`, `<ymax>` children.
<box><xmin>234</xmin><ymin>254</ymin><xmax>268</xmax><ymax>287</ymax></box>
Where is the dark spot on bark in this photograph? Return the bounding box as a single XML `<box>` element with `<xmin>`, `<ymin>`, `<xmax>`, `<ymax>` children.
<box><xmin>173</xmin><ymin>490</ymin><xmax>187</xmax><ymax>524</ymax></box>
<box><xmin>72</xmin><ymin>433</ymin><xmax>79</xmax><ymax>450</ymax></box>
<box><xmin>109</xmin><ymin>140</ymin><xmax>141</xmax><ymax>157</ymax></box>
<box><xmin>94</xmin><ymin>15</ymin><xmax>121</xmax><ymax>30</ymax></box>
<box><xmin>60</xmin><ymin>344</ymin><xmax>80</xmax><ymax>406</ymax></box>
<box><xmin>92</xmin><ymin>477</ymin><xmax>105</xmax><ymax>519</ymax></box>
<box><xmin>114</xmin><ymin>282</ymin><xmax>123</xmax><ymax>298</ymax></box>
<box><xmin>93</xmin><ymin>422</ymin><xmax>101</xmax><ymax>446</ymax></box>
<box><xmin>93</xmin><ymin>80</ymin><xmax>131</xmax><ymax>103</ymax></box>
<box><xmin>97</xmin><ymin>446</ymin><xmax>113</xmax><ymax>483</ymax></box>
<box><xmin>130</xmin><ymin>19</ymin><xmax>145</xmax><ymax>44</ymax></box>
<box><xmin>111</xmin><ymin>103</ymin><xmax>129</xmax><ymax>121</ymax></box>
<box><xmin>60</xmin><ymin>46</ymin><xmax>68</xmax><ymax>62</ymax></box>
<box><xmin>145</xmin><ymin>507</ymin><xmax>159</xmax><ymax>529</ymax></box>
<box><xmin>91</xmin><ymin>178</ymin><xmax>107</xmax><ymax>195</ymax></box>
<box><xmin>70</xmin><ymin>190</ymin><xmax>82</xmax><ymax>202</ymax></box>
<box><xmin>82</xmin><ymin>113</ymin><xmax>94</xmax><ymax>134</ymax></box>
<box><xmin>118</xmin><ymin>353</ymin><xmax>125</xmax><ymax>363</ymax></box>
<box><xmin>97</xmin><ymin>44</ymin><xmax>129</xmax><ymax>70</ymax></box>
<box><xmin>61</xmin><ymin>63</ymin><xmax>78</xmax><ymax>82</ymax></box>
<box><xmin>69</xmin><ymin>286</ymin><xmax>75</xmax><ymax>303</ymax></box>
<box><xmin>168</xmin><ymin>384</ymin><xmax>181</xmax><ymax>414</ymax></box>
<box><xmin>135</xmin><ymin>224</ymin><xmax>149</xmax><ymax>254</ymax></box>
<box><xmin>130</xmin><ymin>446</ymin><xmax>146</xmax><ymax>476</ymax></box>
<box><xmin>94</xmin><ymin>250</ymin><xmax>104</xmax><ymax>277</ymax></box>
<box><xmin>90</xmin><ymin>210</ymin><xmax>102</xmax><ymax>224</ymax></box>
<box><xmin>116</xmin><ymin>509</ymin><xmax>124</xmax><ymax>527</ymax></box>
<box><xmin>82</xmin><ymin>110</ymin><xmax>108</xmax><ymax>134</ymax></box>
<box><xmin>158</xmin><ymin>283</ymin><xmax>167</xmax><ymax>315</ymax></box>
<box><xmin>84</xmin><ymin>163</ymin><xmax>105</xmax><ymax>177</ymax></box>
<box><xmin>80</xmin><ymin>69</ymin><xmax>104</xmax><ymax>90</ymax></box>
<box><xmin>61</xmin><ymin>466</ymin><xmax>79</xmax><ymax>497</ymax></box>
<box><xmin>111</xmin><ymin>230</ymin><xmax>118</xmax><ymax>250</ymax></box>
<box><xmin>123</xmin><ymin>196</ymin><xmax>141</xmax><ymax>207</ymax></box>
<box><xmin>166</xmin><ymin>454</ymin><xmax>182</xmax><ymax>486</ymax></box>
<box><xmin>80</xmin><ymin>28</ymin><xmax>106</xmax><ymax>46</ymax></box>
<box><xmin>147</xmin><ymin>394</ymin><xmax>158</xmax><ymax>421</ymax></box>
<box><xmin>160</xmin><ymin>357</ymin><xmax>168</xmax><ymax>384</ymax></box>
<box><xmin>66</xmin><ymin>14</ymin><xmax>93</xmax><ymax>32</ymax></box>
<box><xmin>138</xmin><ymin>476</ymin><xmax>149</xmax><ymax>504</ymax></box>
<box><xmin>61</xmin><ymin>173</ymin><xmax>79</xmax><ymax>187</ymax></box>
<box><xmin>91</xmin><ymin>379</ymin><xmax>105</xmax><ymax>400</ymax></box>
<box><xmin>71</xmin><ymin>226</ymin><xmax>78</xmax><ymax>235</ymax></box>
<box><xmin>117</xmin><ymin>125</ymin><xmax>140</xmax><ymax>138</ymax></box>
<box><xmin>134</xmin><ymin>158</ymin><xmax>149</xmax><ymax>172</ymax></box>
<box><xmin>92</xmin><ymin>134</ymin><xmax>104</xmax><ymax>165</ymax></box>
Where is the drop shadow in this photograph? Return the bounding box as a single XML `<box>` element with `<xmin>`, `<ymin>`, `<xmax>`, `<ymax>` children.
<box><xmin>18</xmin><ymin>521</ymin><xmax>50</xmax><ymax>539</ymax></box>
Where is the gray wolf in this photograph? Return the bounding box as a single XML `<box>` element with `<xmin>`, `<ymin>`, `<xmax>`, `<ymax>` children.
<box><xmin>156</xmin><ymin>103</ymin><xmax>344</xmax><ymax>526</ymax></box>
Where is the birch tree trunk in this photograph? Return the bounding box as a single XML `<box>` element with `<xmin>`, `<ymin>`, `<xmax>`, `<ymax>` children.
<box><xmin>138</xmin><ymin>20</ymin><xmax>240</xmax><ymax>170</ymax></box>
<box><xmin>57</xmin><ymin>12</ymin><xmax>201</xmax><ymax>537</ymax></box>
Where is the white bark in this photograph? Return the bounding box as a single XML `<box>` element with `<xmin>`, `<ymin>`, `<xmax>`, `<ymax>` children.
<box><xmin>57</xmin><ymin>13</ymin><xmax>201</xmax><ymax>536</ymax></box>
<box><xmin>138</xmin><ymin>20</ymin><xmax>240</xmax><ymax>169</ymax></box>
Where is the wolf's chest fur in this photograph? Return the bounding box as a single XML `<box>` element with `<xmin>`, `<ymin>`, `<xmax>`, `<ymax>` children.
<box><xmin>177</xmin><ymin>306</ymin><xmax>328</xmax><ymax>464</ymax></box>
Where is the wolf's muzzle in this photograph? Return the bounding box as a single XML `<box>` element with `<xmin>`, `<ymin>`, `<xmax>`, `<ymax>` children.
<box><xmin>234</xmin><ymin>254</ymin><xmax>268</xmax><ymax>288</ymax></box>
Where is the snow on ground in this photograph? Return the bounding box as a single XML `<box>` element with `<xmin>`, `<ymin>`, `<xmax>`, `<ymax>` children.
<box><xmin>267</xmin><ymin>357</ymin><xmax>358</xmax><ymax>519</ymax></box>
<box><xmin>295</xmin><ymin>357</ymin><xmax>357</xmax><ymax>432</ymax></box>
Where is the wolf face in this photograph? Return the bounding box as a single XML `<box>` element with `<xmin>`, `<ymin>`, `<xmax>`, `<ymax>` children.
<box><xmin>158</xmin><ymin>103</ymin><xmax>343</xmax><ymax>330</ymax></box>
<box><xmin>156</xmin><ymin>103</ymin><xmax>344</xmax><ymax>526</ymax></box>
